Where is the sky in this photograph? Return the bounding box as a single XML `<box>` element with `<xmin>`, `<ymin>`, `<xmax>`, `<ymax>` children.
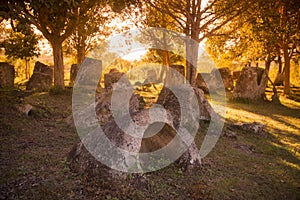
<box><xmin>112</xmin><ymin>30</ymin><xmax>207</xmax><ymax>62</ymax></box>
<box><xmin>118</xmin><ymin>0</ymin><xmax>209</xmax><ymax>61</ymax></box>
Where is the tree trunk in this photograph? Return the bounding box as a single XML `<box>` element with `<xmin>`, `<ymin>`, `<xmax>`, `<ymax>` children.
<box><xmin>161</xmin><ymin>28</ymin><xmax>170</xmax><ymax>83</ymax></box>
<box><xmin>159</xmin><ymin>63</ymin><xmax>166</xmax><ymax>83</ymax></box>
<box><xmin>191</xmin><ymin>42</ymin><xmax>198</xmax><ymax>87</ymax></box>
<box><xmin>184</xmin><ymin>1</ymin><xmax>200</xmax><ymax>88</ymax></box>
<box><xmin>186</xmin><ymin>40</ymin><xmax>199</xmax><ymax>87</ymax></box>
<box><xmin>51</xmin><ymin>40</ymin><xmax>65</xmax><ymax>89</ymax></box>
<box><xmin>278</xmin><ymin>53</ymin><xmax>282</xmax><ymax>73</ymax></box>
<box><xmin>265</xmin><ymin>57</ymin><xmax>272</xmax><ymax>95</ymax></box>
<box><xmin>265</xmin><ymin>54</ymin><xmax>272</xmax><ymax>72</ymax></box>
<box><xmin>274</xmin><ymin>72</ymin><xmax>284</xmax><ymax>86</ymax></box>
<box><xmin>283</xmin><ymin>43</ymin><xmax>290</xmax><ymax>95</ymax></box>
<box><xmin>76</xmin><ymin>41</ymin><xmax>86</xmax><ymax>65</ymax></box>
<box><xmin>162</xmin><ymin>50</ymin><xmax>170</xmax><ymax>84</ymax></box>
<box><xmin>185</xmin><ymin>43</ymin><xmax>192</xmax><ymax>85</ymax></box>
<box><xmin>274</xmin><ymin>53</ymin><xmax>284</xmax><ymax>86</ymax></box>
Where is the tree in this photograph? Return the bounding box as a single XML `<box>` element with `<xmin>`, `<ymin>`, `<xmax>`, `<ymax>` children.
<box><xmin>1</xmin><ymin>0</ymin><xmax>104</xmax><ymax>88</ymax></box>
<box><xmin>252</xmin><ymin>0</ymin><xmax>300</xmax><ymax>94</ymax></box>
<box><xmin>206</xmin><ymin>23</ymin><xmax>265</xmax><ymax>68</ymax></box>
<box><xmin>65</xmin><ymin>4</ymin><xmax>113</xmax><ymax>64</ymax></box>
<box><xmin>2</xmin><ymin>0</ymin><xmax>141</xmax><ymax>88</ymax></box>
<box><xmin>144</xmin><ymin>0</ymin><xmax>254</xmax><ymax>86</ymax></box>
<box><xmin>141</xmin><ymin>48</ymin><xmax>184</xmax><ymax>65</ymax></box>
<box><xmin>1</xmin><ymin>21</ymin><xmax>40</xmax><ymax>79</ymax></box>
<box><xmin>138</xmin><ymin>0</ymin><xmax>184</xmax><ymax>82</ymax></box>
<box><xmin>277</xmin><ymin>0</ymin><xmax>300</xmax><ymax>94</ymax></box>
<box><xmin>206</xmin><ymin>0</ymin><xmax>300</xmax><ymax>94</ymax></box>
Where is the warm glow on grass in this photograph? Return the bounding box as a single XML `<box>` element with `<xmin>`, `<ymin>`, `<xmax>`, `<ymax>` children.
<box><xmin>211</xmin><ymin>95</ymin><xmax>300</xmax><ymax>161</ymax></box>
<box><xmin>280</xmin><ymin>159</ymin><xmax>300</xmax><ymax>171</ymax></box>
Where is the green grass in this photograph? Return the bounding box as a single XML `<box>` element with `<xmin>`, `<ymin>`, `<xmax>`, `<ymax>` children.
<box><xmin>0</xmin><ymin>89</ymin><xmax>299</xmax><ymax>199</ymax></box>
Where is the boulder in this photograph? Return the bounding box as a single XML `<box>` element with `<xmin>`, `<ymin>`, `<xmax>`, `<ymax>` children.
<box><xmin>193</xmin><ymin>87</ymin><xmax>217</xmax><ymax>120</ymax></box>
<box><xmin>196</xmin><ymin>73</ymin><xmax>209</xmax><ymax>93</ymax></box>
<box><xmin>0</xmin><ymin>62</ymin><xmax>15</xmax><ymax>88</ymax></box>
<box><xmin>241</xmin><ymin>122</ymin><xmax>264</xmax><ymax>134</ymax></box>
<box><xmin>15</xmin><ymin>104</ymin><xmax>32</xmax><ymax>116</ymax></box>
<box><xmin>104</xmin><ymin>68</ymin><xmax>124</xmax><ymax>88</ymax></box>
<box><xmin>75</xmin><ymin>58</ymin><xmax>102</xmax><ymax>87</ymax></box>
<box><xmin>146</xmin><ymin>68</ymin><xmax>159</xmax><ymax>83</ymax></box>
<box><xmin>72</xmin><ymin>87</ymin><xmax>143</xmax><ymax>129</ymax></box>
<box><xmin>68</xmin><ymin>84</ymin><xmax>214</xmax><ymax>177</ymax></box>
<box><xmin>69</xmin><ymin>64</ymin><xmax>79</xmax><ymax>86</ymax></box>
<box><xmin>274</xmin><ymin>72</ymin><xmax>284</xmax><ymax>86</ymax></box>
<box><xmin>157</xmin><ymin>86</ymin><xmax>215</xmax><ymax>127</ymax></box>
<box><xmin>232</xmin><ymin>70</ymin><xmax>241</xmax><ymax>80</ymax></box>
<box><xmin>227</xmin><ymin>121</ymin><xmax>265</xmax><ymax>135</ymax></box>
<box><xmin>69</xmin><ymin>109</ymin><xmax>173</xmax><ymax>174</ymax></box>
<box><xmin>212</xmin><ymin>67</ymin><xmax>233</xmax><ymax>90</ymax></box>
<box><xmin>170</xmin><ymin>64</ymin><xmax>185</xmax><ymax>76</ymax></box>
<box><xmin>153</xmin><ymin>85</ymin><xmax>218</xmax><ymax>169</ymax></box>
<box><xmin>26</xmin><ymin>62</ymin><xmax>53</xmax><ymax>91</ymax></box>
<box><xmin>232</xmin><ymin>67</ymin><xmax>267</xmax><ymax>101</ymax></box>
<box><xmin>165</xmin><ymin>64</ymin><xmax>185</xmax><ymax>86</ymax></box>
<box><xmin>195</xmin><ymin>73</ymin><xmax>220</xmax><ymax>93</ymax></box>
<box><xmin>69</xmin><ymin>107</ymin><xmax>201</xmax><ymax>175</ymax></box>
<box><xmin>156</xmin><ymin>87</ymin><xmax>182</xmax><ymax>128</ymax></box>
<box><xmin>95</xmin><ymin>88</ymin><xmax>142</xmax><ymax>125</ymax></box>
<box><xmin>196</xmin><ymin>68</ymin><xmax>233</xmax><ymax>93</ymax></box>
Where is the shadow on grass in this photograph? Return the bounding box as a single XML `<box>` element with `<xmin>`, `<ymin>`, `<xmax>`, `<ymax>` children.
<box><xmin>0</xmin><ymin>89</ymin><xmax>299</xmax><ymax>199</ymax></box>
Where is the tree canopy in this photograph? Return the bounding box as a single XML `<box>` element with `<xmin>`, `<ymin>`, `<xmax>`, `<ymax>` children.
<box><xmin>206</xmin><ymin>0</ymin><xmax>300</xmax><ymax>94</ymax></box>
<box><xmin>142</xmin><ymin>0</ymin><xmax>256</xmax><ymax>86</ymax></box>
<box><xmin>0</xmin><ymin>21</ymin><xmax>40</xmax><ymax>78</ymax></box>
<box><xmin>0</xmin><ymin>0</ymin><xmax>133</xmax><ymax>88</ymax></box>
<box><xmin>0</xmin><ymin>0</ymin><xmax>298</xmax><ymax>92</ymax></box>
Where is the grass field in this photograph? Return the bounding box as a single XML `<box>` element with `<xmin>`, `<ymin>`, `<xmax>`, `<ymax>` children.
<box><xmin>0</xmin><ymin>88</ymin><xmax>299</xmax><ymax>199</ymax></box>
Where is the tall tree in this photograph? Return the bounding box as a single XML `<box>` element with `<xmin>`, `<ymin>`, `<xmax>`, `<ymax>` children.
<box><xmin>66</xmin><ymin>4</ymin><xmax>113</xmax><ymax>64</ymax></box>
<box><xmin>144</xmin><ymin>0</ymin><xmax>253</xmax><ymax>86</ymax></box>
<box><xmin>140</xmin><ymin>0</ymin><xmax>182</xmax><ymax>82</ymax></box>
<box><xmin>277</xmin><ymin>0</ymin><xmax>300</xmax><ymax>94</ymax></box>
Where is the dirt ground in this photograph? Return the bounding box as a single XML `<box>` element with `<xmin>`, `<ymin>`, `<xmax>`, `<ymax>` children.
<box><xmin>0</xmin><ymin>88</ymin><xmax>300</xmax><ymax>199</ymax></box>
